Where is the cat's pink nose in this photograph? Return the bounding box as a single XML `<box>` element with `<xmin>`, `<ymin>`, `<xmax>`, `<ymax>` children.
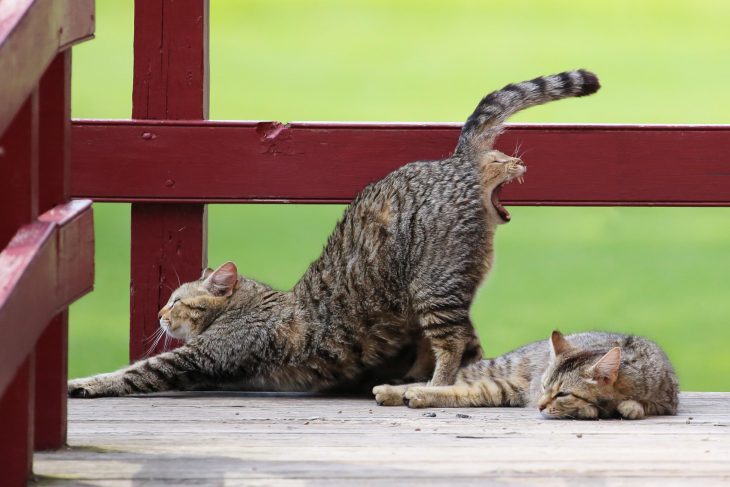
<box><xmin>538</xmin><ymin>405</ymin><xmax>546</xmax><ymax>412</ymax></box>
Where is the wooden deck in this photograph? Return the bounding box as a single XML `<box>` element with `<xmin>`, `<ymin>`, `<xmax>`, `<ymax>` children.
<box><xmin>34</xmin><ymin>392</ymin><xmax>729</xmax><ymax>486</ymax></box>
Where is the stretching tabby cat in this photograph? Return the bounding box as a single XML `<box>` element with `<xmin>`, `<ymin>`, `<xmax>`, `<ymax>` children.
<box><xmin>374</xmin><ymin>331</ymin><xmax>679</xmax><ymax>419</ymax></box>
<box><xmin>69</xmin><ymin>70</ymin><xmax>600</xmax><ymax>398</ymax></box>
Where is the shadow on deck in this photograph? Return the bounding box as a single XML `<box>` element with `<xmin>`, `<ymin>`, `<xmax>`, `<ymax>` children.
<box><xmin>34</xmin><ymin>392</ymin><xmax>729</xmax><ymax>486</ymax></box>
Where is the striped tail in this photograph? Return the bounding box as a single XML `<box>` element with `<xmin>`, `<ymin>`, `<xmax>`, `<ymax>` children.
<box><xmin>455</xmin><ymin>69</ymin><xmax>600</xmax><ymax>155</ymax></box>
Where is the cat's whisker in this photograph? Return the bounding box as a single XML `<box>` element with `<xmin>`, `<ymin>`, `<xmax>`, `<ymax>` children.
<box><xmin>513</xmin><ymin>140</ymin><xmax>524</xmax><ymax>159</ymax></box>
<box><xmin>144</xmin><ymin>329</ymin><xmax>165</xmax><ymax>357</ymax></box>
<box><xmin>143</xmin><ymin>326</ymin><xmax>165</xmax><ymax>344</ymax></box>
<box><xmin>171</xmin><ymin>265</ymin><xmax>181</xmax><ymax>288</ymax></box>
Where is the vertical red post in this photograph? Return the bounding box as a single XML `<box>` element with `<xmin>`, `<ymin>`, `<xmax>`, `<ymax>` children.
<box><xmin>34</xmin><ymin>51</ymin><xmax>72</xmax><ymax>450</ymax></box>
<box><xmin>129</xmin><ymin>0</ymin><xmax>209</xmax><ymax>361</ymax></box>
<box><xmin>0</xmin><ymin>95</ymin><xmax>39</xmax><ymax>486</ymax></box>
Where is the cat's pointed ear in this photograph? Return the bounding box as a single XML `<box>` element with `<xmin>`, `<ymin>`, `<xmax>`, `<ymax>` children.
<box><xmin>200</xmin><ymin>267</ymin><xmax>214</xmax><ymax>280</ymax></box>
<box><xmin>550</xmin><ymin>330</ymin><xmax>572</xmax><ymax>357</ymax></box>
<box><xmin>203</xmin><ymin>261</ymin><xmax>238</xmax><ymax>297</ymax></box>
<box><xmin>589</xmin><ymin>347</ymin><xmax>621</xmax><ymax>386</ymax></box>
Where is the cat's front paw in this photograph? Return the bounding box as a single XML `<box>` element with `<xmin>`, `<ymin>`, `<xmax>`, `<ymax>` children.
<box><xmin>68</xmin><ymin>378</ymin><xmax>112</xmax><ymax>398</ymax></box>
<box><xmin>373</xmin><ymin>384</ymin><xmax>407</xmax><ymax>406</ymax></box>
<box><xmin>617</xmin><ymin>400</ymin><xmax>645</xmax><ymax>420</ymax></box>
<box><xmin>403</xmin><ymin>387</ymin><xmax>431</xmax><ymax>409</ymax></box>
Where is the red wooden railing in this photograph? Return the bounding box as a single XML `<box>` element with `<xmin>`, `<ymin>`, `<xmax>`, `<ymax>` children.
<box><xmin>67</xmin><ymin>0</ymin><xmax>730</xmax><ymax>364</ymax></box>
<box><xmin>1</xmin><ymin>0</ymin><xmax>729</xmax><ymax>484</ymax></box>
<box><xmin>0</xmin><ymin>1</ymin><xmax>94</xmax><ymax>485</ymax></box>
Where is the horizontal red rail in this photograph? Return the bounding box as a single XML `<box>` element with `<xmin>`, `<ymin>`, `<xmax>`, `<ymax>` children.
<box><xmin>0</xmin><ymin>200</ymin><xmax>94</xmax><ymax>396</ymax></box>
<box><xmin>0</xmin><ymin>0</ymin><xmax>94</xmax><ymax>134</ymax></box>
<box><xmin>71</xmin><ymin>120</ymin><xmax>730</xmax><ymax>206</ymax></box>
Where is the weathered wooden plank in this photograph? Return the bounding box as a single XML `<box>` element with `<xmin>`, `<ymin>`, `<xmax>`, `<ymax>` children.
<box><xmin>70</xmin><ymin>121</ymin><xmax>730</xmax><ymax>206</ymax></box>
<box><xmin>0</xmin><ymin>0</ymin><xmax>94</xmax><ymax>134</ymax></box>
<box><xmin>33</xmin><ymin>393</ymin><xmax>730</xmax><ymax>485</ymax></box>
<box><xmin>128</xmin><ymin>0</ymin><xmax>209</xmax><ymax>362</ymax></box>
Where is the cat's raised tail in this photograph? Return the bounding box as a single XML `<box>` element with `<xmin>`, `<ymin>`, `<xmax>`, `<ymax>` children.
<box><xmin>456</xmin><ymin>69</ymin><xmax>600</xmax><ymax>155</ymax></box>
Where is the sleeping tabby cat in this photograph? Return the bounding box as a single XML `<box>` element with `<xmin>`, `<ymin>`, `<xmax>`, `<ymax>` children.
<box><xmin>373</xmin><ymin>331</ymin><xmax>679</xmax><ymax>419</ymax></box>
<box><xmin>69</xmin><ymin>70</ymin><xmax>600</xmax><ymax>398</ymax></box>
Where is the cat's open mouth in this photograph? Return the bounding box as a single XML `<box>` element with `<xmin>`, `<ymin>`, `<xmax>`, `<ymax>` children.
<box><xmin>492</xmin><ymin>171</ymin><xmax>525</xmax><ymax>222</ymax></box>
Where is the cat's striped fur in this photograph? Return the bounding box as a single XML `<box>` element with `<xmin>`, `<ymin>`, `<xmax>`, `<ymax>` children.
<box><xmin>374</xmin><ymin>331</ymin><xmax>679</xmax><ymax>420</ymax></box>
<box><xmin>68</xmin><ymin>70</ymin><xmax>600</xmax><ymax>398</ymax></box>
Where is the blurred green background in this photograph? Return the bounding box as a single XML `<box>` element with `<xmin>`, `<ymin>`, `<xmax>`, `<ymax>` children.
<box><xmin>69</xmin><ymin>0</ymin><xmax>729</xmax><ymax>390</ymax></box>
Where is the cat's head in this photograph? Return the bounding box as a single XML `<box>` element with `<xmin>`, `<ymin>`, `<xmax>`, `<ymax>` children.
<box><xmin>157</xmin><ymin>261</ymin><xmax>267</xmax><ymax>340</ymax></box>
<box><xmin>536</xmin><ymin>331</ymin><xmax>621</xmax><ymax>419</ymax></box>
<box><xmin>480</xmin><ymin>150</ymin><xmax>526</xmax><ymax>223</ymax></box>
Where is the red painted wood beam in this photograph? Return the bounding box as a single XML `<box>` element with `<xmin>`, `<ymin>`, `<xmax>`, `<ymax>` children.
<box><xmin>0</xmin><ymin>93</ymin><xmax>38</xmax><ymax>487</ymax></box>
<box><xmin>0</xmin><ymin>0</ymin><xmax>94</xmax><ymax>134</ymax></box>
<box><xmin>0</xmin><ymin>359</ymin><xmax>34</xmax><ymax>487</ymax></box>
<box><xmin>0</xmin><ymin>200</ymin><xmax>94</xmax><ymax>397</ymax></box>
<box><xmin>34</xmin><ymin>50</ymin><xmax>72</xmax><ymax>451</ymax></box>
<box><xmin>129</xmin><ymin>0</ymin><xmax>209</xmax><ymax>362</ymax></box>
<box><xmin>71</xmin><ymin>121</ymin><xmax>730</xmax><ymax>206</ymax></box>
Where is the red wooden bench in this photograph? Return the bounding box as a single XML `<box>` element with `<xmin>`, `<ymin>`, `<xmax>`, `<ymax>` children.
<box><xmin>1</xmin><ymin>1</ymin><xmax>728</xmax><ymax>485</ymax></box>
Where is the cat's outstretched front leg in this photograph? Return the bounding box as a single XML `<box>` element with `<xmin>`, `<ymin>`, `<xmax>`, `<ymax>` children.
<box><xmin>68</xmin><ymin>347</ymin><xmax>208</xmax><ymax>398</ymax></box>
<box><xmin>402</xmin><ymin>383</ymin><xmax>488</xmax><ymax>408</ymax></box>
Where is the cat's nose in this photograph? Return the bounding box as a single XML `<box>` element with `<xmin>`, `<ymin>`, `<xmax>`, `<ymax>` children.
<box><xmin>538</xmin><ymin>404</ymin><xmax>546</xmax><ymax>412</ymax></box>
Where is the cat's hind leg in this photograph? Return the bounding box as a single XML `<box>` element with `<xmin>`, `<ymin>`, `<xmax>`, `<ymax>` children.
<box><xmin>418</xmin><ymin>311</ymin><xmax>476</xmax><ymax>386</ymax></box>
<box><xmin>373</xmin><ymin>382</ymin><xmax>426</xmax><ymax>406</ymax></box>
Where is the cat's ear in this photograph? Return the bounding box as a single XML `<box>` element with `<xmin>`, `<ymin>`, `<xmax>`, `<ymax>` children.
<box><xmin>203</xmin><ymin>261</ymin><xmax>238</xmax><ymax>297</ymax></box>
<box><xmin>550</xmin><ymin>330</ymin><xmax>572</xmax><ymax>357</ymax></box>
<box><xmin>589</xmin><ymin>347</ymin><xmax>621</xmax><ymax>386</ymax></box>
<box><xmin>200</xmin><ymin>267</ymin><xmax>214</xmax><ymax>280</ymax></box>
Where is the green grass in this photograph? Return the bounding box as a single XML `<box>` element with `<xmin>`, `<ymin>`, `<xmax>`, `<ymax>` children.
<box><xmin>69</xmin><ymin>0</ymin><xmax>730</xmax><ymax>391</ymax></box>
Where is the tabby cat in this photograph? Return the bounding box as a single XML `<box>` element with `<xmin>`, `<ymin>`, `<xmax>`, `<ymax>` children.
<box><xmin>68</xmin><ymin>70</ymin><xmax>600</xmax><ymax>398</ymax></box>
<box><xmin>373</xmin><ymin>331</ymin><xmax>679</xmax><ymax>419</ymax></box>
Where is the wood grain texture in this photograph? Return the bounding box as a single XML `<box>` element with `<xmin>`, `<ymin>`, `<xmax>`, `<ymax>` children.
<box><xmin>129</xmin><ymin>0</ymin><xmax>209</xmax><ymax>362</ymax></box>
<box><xmin>71</xmin><ymin>121</ymin><xmax>730</xmax><ymax>206</ymax></box>
<box><xmin>33</xmin><ymin>312</ymin><xmax>68</xmax><ymax>450</ymax></box>
<box><xmin>33</xmin><ymin>392</ymin><xmax>730</xmax><ymax>486</ymax></box>
<box><xmin>132</xmin><ymin>0</ymin><xmax>208</xmax><ymax>120</ymax></box>
<box><xmin>0</xmin><ymin>94</ymin><xmax>38</xmax><ymax>486</ymax></box>
<box><xmin>33</xmin><ymin>50</ymin><xmax>72</xmax><ymax>451</ymax></box>
<box><xmin>0</xmin><ymin>200</ymin><xmax>94</xmax><ymax>396</ymax></box>
<box><xmin>129</xmin><ymin>204</ymin><xmax>206</xmax><ymax>360</ymax></box>
<box><xmin>0</xmin><ymin>359</ymin><xmax>34</xmax><ymax>487</ymax></box>
<box><xmin>0</xmin><ymin>0</ymin><xmax>94</xmax><ymax>134</ymax></box>
<box><xmin>0</xmin><ymin>95</ymin><xmax>38</xmax><ymax>248</ymax></box>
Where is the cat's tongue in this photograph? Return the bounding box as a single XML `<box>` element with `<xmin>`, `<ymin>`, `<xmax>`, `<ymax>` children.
<box><xmin>492</xmin><ymin>183</ymin><xmax>511</xmax><ymax>222</ymax></box>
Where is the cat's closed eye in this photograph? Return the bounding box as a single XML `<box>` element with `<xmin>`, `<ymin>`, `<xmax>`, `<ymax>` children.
<box><xmin>554</xmin><ymin>391</ymin><xmax>570</xmax><ymax>398</ymax></box>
